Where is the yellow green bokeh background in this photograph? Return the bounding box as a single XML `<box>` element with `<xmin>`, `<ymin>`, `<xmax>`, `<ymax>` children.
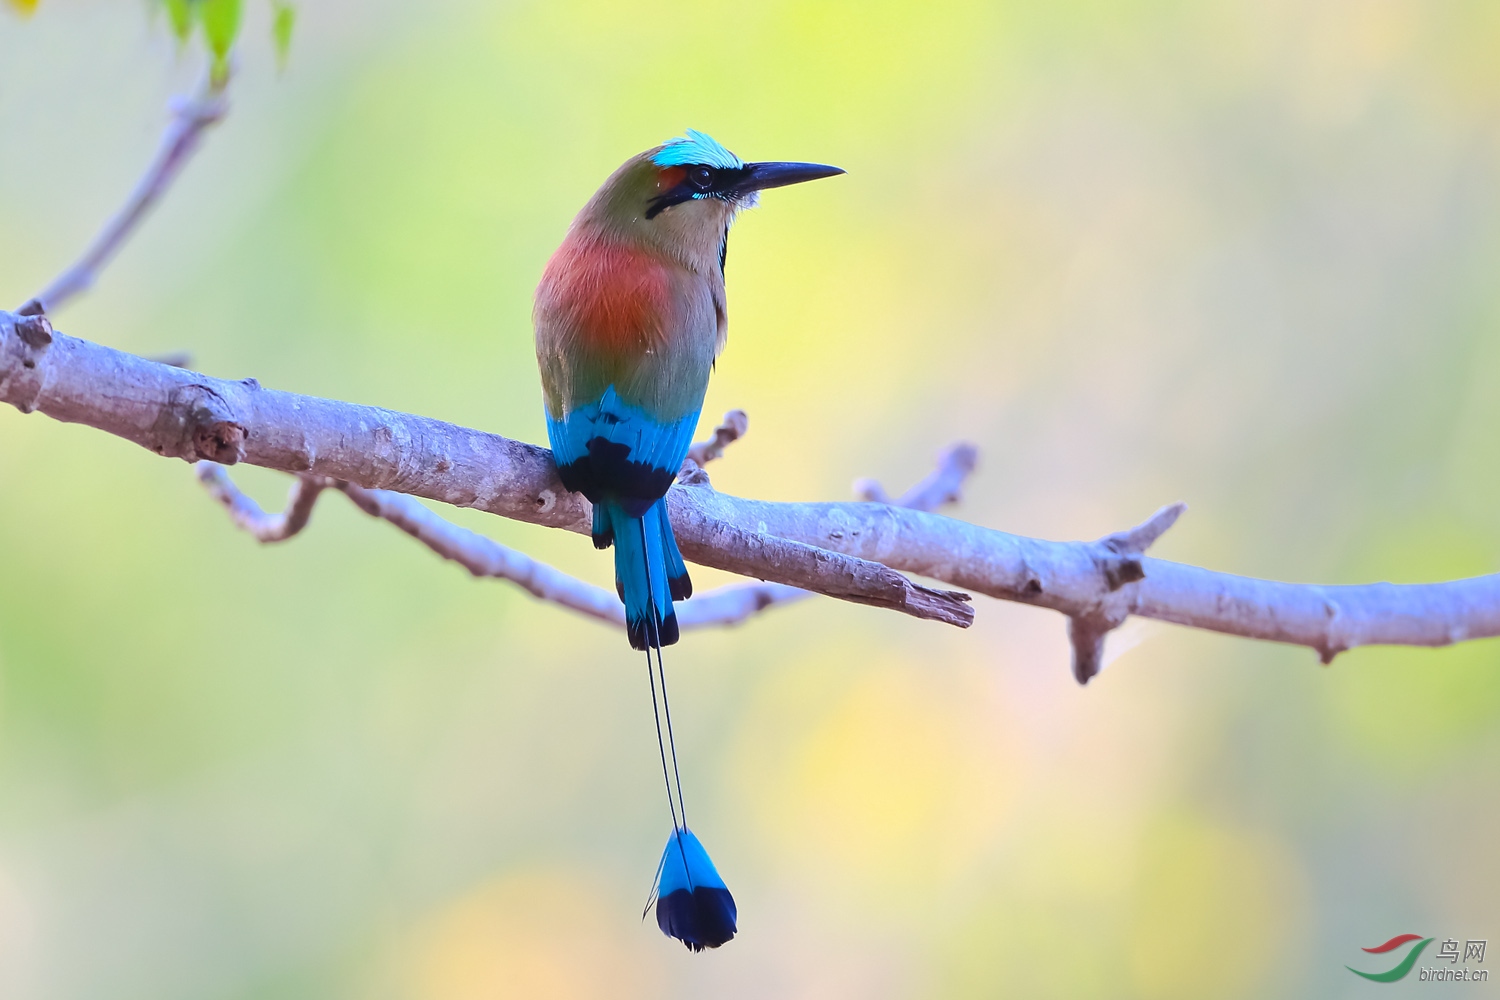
<box><xmin>3</xmin><ymin>1</ymin><xmax>1499</xmax><ymax>997</ymax></box>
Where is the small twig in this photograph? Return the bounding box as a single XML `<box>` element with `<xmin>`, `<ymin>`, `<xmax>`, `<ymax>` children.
<box><xmin>195</xmin><ymin>462</ymin><xmax>325</xmax><ymax>543</ymax></box>
<box><xmin>855</xmin><ymin>442</ymin><xmax>978</xmax><ymax>513</ymax></box>
<box><xmin>685</xmin><ymin>409</ymin><xmax>748</xmax><ymax>469</ymax></box>
<box><xmin>1067</xmin><ymin>503</ymin><xmax>1189</xmax><ymax>683</ymax></box>
<box><xmin>697</xmin><ymin>440</ymin><xmax>976</xmax><ymax>623</ymax></box>
<box><xmin>897</xmin><ymin>442</ymin><xmax>979</xmax><ymax>510</ymax></box>
<box><xmin>339</xmin><ymin>482</ymin><xmax>824</xmax><ymax>631</ymax></box>
<box><xmin>18</xmin><ymin>78</ymin><xmax>229</xmax><ymax>316</ymax></box>
<box><xmin>197</xmin><ymin>462</ymin><xmax>626</xmax><ymax>624</ymax></box>
<box><xmin>676</xmin><ymin>582</ymin><xmax>809</xmax><ymax>629</ymax></box>
<box><xmin>1102</xmin><ymin>502</ymin><xmax>1187</xmax><ymax>558</ymax></box>
<box><xmin>337</xmin><ymin>481</ymin><xmax>627</xmax><ymax>624</ymax></box>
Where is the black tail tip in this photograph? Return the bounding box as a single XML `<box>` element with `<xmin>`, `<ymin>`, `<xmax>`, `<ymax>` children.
<box><xmin>627</xmin><ymin>612</ymin><xmax>679</xmax><ymax>651</ymax></box>
<box><xmin>656</xmin><ymin>886</ymin><xmax>737</xmax><ymax>951</ymax></box>
<box><xmin>669</xmin><ymin>571</ymin><xmax>692</xmax><ymax>602</ymax></box>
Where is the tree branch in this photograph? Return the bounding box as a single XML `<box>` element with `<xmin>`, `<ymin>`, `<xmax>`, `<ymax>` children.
<box><xmin>336</xmin><ymin>479</ymin><xmax>629</xmax><ymax>626</ymax></box>
<box><xmin>333</xmin><ymin>480</ymin><xmax>820</xmax><ymax>632</ymax></box>
<box><xmin>6</xmin><ymin>310</ymin><xmax>1497</xmax><ymax>679</ymax></box>
<box><xmin>0</xmin><ymin>315</ymin><xmax>971</xmax><ymax>624</ymax></box>
<box><xmin>190</xmin><ymin>417</ymin><xmax>982</xmax><ymax>636</ymax></box>
<box><xmin>192</xmin><ymin>456</ymin><xmax>813</xmax><ymax>632</ymax></box>
<box><xmin>18</xmin><ymin>78</ymin><xmax>228</xmax><ymax>317</ymax></box>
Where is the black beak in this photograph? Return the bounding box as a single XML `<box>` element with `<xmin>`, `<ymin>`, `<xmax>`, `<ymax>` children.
<box><xmin>735</xmin><ymin>161</ymin><xmax>845</xmax><ymax>194</ymax></box>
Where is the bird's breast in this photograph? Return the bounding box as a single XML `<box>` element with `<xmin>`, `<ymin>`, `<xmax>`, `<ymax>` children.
<box><xmin>535</xmin><ymin>231</ymin><xmax>724</xmax><ymax>422</ymax></box>
<box><xmin>536</xmin><ymin>238</ymin><xmax>678</xmax><ymax>357</ymax></box>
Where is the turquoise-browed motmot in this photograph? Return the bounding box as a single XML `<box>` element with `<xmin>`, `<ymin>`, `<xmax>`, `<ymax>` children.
<box><xmin>534</xmin><ymin>130</ymin><xmax>842</xmax><ymax>950</ymax></box>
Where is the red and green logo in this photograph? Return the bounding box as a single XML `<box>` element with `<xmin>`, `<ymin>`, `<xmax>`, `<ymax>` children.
<box><xmin>1347</xmin><ymin>934</ymin><xmax>1433</xmax><ymax>983</ymax></box>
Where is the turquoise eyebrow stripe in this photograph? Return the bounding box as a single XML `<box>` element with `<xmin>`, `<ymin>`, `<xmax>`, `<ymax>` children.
<box><xmin>652</xmin><ymin>129</ymin><xmax>744</xmax><ymax>170</ymax></box>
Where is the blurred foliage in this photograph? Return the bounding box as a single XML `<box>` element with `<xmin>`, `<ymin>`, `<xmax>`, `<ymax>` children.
<box><xmin>270</xmin><ymin>1</ymin><xmax>294</xmax><ymax>69</ymax></box>
<box><xmin>2</xmin><ymin>1</ymin><xmax>1500</xmax><ymax>999</ymax></box>
<box><xmin>150</xmin><ymin>0</ymin><xmax>291</xmax><ymax>84</ymax></box>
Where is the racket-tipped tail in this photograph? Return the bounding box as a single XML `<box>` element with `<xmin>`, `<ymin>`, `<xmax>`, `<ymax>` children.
<box><xmin>653</xmin><ymin>828</ymin><xmax>736</xmax><ymax>951</ymax></box>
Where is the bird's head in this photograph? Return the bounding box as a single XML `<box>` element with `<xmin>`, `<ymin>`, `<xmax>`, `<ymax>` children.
<box><xmin>643</xmin><ymin>130</ymin><xmax>844</xmax><ymax>219</ymax></box>
<box><xmin>580</xmin><ymin>130</ymin><xmax>844</xmax><ymax>268</ymax></box>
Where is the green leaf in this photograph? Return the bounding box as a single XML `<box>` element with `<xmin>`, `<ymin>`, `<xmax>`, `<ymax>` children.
<box><xmin>162</xmin><ymin>0</ymin><xmax>194</xmax><ymax>42</ymax></box>
<box><xmin>197</xmin><ymin>0</ymin><xmax>241</xmax><ymax>86</ymax></box>
<box><xmin>271</xmin><ymin>2</ymin><xmax>295</xmax><ymax>69</ymax></box>
<box><xmin>198</xmin><ymin>0</ymin><xmax>242</xmax><ymax>60</ymax></box>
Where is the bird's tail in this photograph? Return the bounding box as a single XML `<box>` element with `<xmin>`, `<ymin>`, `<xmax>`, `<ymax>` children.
<box><xmin>597</xmin><ymin>500</ymin><xmax>736</xmax><ymax>950</ymax></box>
<box><xmin>650</xmin><ymin>828</ymin><xmax>738</xmax><ymax>951</ymax></box>
<box><xmin>601</xmin><ymin>499</ymin><xmax>691</xmax><ymax>651</ymax></box>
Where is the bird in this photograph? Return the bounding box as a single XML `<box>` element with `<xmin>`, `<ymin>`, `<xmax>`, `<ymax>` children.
<box><xmin>533</xmin><ymin>130</ymin><xmax>843</xmax><ymax>950</ymax></box>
